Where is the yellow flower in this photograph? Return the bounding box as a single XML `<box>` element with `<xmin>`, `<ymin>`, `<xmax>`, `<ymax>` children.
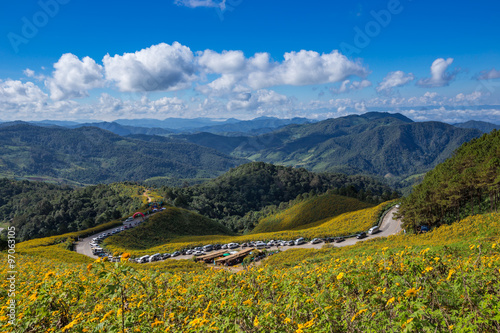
<box><xmin>151</xmin><ymin>319</ymin><xmax>164</xmax><ymax>327</ymax></box>
<box><xmin>492</xmin><ymin>243</ymin><xmax>496</xmax><ymax>249</ymax></box>
<box><xmin>423</xmin><ymin>266</ymin><xmax>433</xmax><ymax>273</ymax></box>
<box><xmin>336</xmin><ymin>272</ymin><xmax>344</xmax><ymax>280</ymax></box>
<box><xmin>402</xmin><ymin>317</ymin><xmax>414</xmax><ymax>327</ymax></box>
<box><xmin>61</xmin><ymin>319</ymin><xmax>78</xmax><ymax>332</ymax></box>
<box><xmin>253</xmin><ymin>316</ymin><xmax>259</xmax><ymax>327</ymax></box>
<box><xmin>386</xmin><ymin>297</ymin><xmax>395</xmax><ymax>306</ymax></box>
<box><xmin>100</xmin><ymin>310</ymin><xmax>113</xmax><ymax>323</ymax></box>
<box><xmin>404</xmin><ymin>288</ymin><xmax>418</xmax><ymax>297</ymax></box>
<box><xmin>447</xmin><ymin>269</ymin><xmax>456</xmax><ymax>281</ymax></box>
<box><xmin>284</xmin><ymin>317</ymin><xmax>292</xmax><ymax>324</ymax></box>
<box><xmin>117</xmin><ymin>309</ymin><xmax>122</xmax><ymax>318</ymax></box>
<box><xmin>87</xmin><ymin>263</ymin><xmax>92</xmax><ymax>273</ymax></box>
<box><xmin>243</xmin><ymin>299</ymin><xmax>253</xmax><ymax>306</ymax></box>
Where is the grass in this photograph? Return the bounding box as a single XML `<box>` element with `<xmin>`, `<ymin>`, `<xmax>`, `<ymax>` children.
<box><xmin>252</xmin><ymin>193</ymin><xmax>373</xmax><ymax>233</ymax></box>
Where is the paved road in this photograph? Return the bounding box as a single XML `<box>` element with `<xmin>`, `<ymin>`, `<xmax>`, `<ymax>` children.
<box><xmin>76</xmin><ymin>207</ymin><xmax>402</xmax><ymax>261</ymax></box>
<box><xmin>75</xmin><ymin>216</ymin><xmax>147</xmax><ymax>259</ymax></box>
<box><xmin>170</xmin><ymin>207</ymin><xmax>402</xmax><ymax>260</ymax></box>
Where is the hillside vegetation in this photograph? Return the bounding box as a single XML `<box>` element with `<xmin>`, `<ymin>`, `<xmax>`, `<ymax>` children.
<box><xmin>399</xmin><ymin>129</ymin><xmax>500</xmax><ymax>231</ymax></box>
<box><xmin>105</xmin><ymin>206</ymin><xmax>232</xmax><ymax>250</ymax></box>
<box><xmin>6</xmin><ymin>207</ymin><xmax>500</xmax><ymax>332</ymax></box>
<box><xmin>252</xmin><ymin>193</ymin><xmax>373</xmax><ymax>233</ymax></box>
<box><xmin>103</xmin><ymin>201</ymin><xmax>388</xmax><ymax>257</ymax></box>
<box><xmin>164</xmin><ymin>162</ymin><xmax>398</xmax><ymax>233</ymax></box>
<box><xmin>0</xmin><ymin>123</ymin><xmax>245</xmax><ymax>184</ymax></box>
<box><xmin>179</xmin><ymin>112</ymin><xmax>481</xmax><ymax>180</ymax></box>
<box><xmin>0</xmin><ymin>180</ymin><xmax>148</xmax><ymax>241</ymax></box>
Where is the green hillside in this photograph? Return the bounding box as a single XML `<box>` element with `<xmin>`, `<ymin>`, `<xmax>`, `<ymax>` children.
<box><xmin>165</xmin><ymin>162</ymin><xmax>398</xmax><ymax>232</ymax></box>
<box><xmin>178</xmin><ymin>112</ymin><xmax>481</xmax><ymax>179</ymax></box>
<box><xmin>399</xmin><ymin>129</ymin><xmax>500</xmax><ymax>231</ymax></box>
<box><xmin>0</xmin><ymin>123</ymin><xmax>246</xmax><ymax>184</ymax></box>
<box><xmin>0</xmin><ymin>179</ymin><xmax>147</xmax><ymax>241</ymax></box>
<box><xmin>252</xmin><ymin>193</ymin><xmax>373</xmax><ymax>233</ymax></box>
<box><xmin>104</xmin><ymin>206</ymin><xmax>232</xmax><ymax>250</ymax></box>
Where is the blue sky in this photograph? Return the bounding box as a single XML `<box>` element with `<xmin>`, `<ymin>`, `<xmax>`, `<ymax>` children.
<box><xmin>0</xmin><ymin>0</ymin><xmax>499</xmax><ymax>122</ymax></box>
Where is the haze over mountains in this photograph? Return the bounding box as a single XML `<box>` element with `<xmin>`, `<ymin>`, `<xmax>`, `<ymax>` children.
<box><xmin>0</xmin><ymin>112</ymin><xmax>490</xmax><ymax>186</ymax></box>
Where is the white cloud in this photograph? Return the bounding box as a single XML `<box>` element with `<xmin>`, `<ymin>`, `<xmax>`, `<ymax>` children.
<box><xmin>477</xmin><ymin>68</ymin><xmax>500</xmax><ymax>80</ymax></box>
<box><xmin>174</xmin><ymin>0</ymin><xmax>226</xmax><ymax>9</ymax></box>
<box><xmin>330</xmin><ymin>79</ymin><xmax>372</xmax><ymax>94</ymax></box>
<box><xmin>103</xmin><ymin>42</ymin><xmax>196</xmax><ymax>92</ymax></box>
<box><xmin>227</xmin><ymin>89</ymin><xmax>290</xmax><ymax>112</ymax></box>
<box><xmin>376</xmin><ymin>71</ymin><xmax>414</xmax><ymax>93</ymax></box>
<box><xmin>0</xmin><ymin>79</ymin><xmax>47</xmax><ymax>104</ymax></box>
<box><xmin>198</xmin><ymin>50</ymin><xmax>246</xmax><ymax>73</ymax></box>
<box><xmin>417</xmin><ymin>58</ymin><xmax>456</xmax><ymax>87</ymax></box>
<box><xmin>197</xmin><ymin>49</ymin><xmax>369</xmax><ymax>95</ymax></box>
<box><xmin>248</xmin><ymin>50</ymin><xmax>369</xmax><ymax>89</ymax></box>
<box><xmin>46</xmin><ymin>53</ymin><xmax>105</xmax><ymax>100</ymax></box>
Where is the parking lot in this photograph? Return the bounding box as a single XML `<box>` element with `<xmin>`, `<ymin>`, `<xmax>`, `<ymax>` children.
<box><xmin>76</xmin><ymin>207</ymin><xmax>402</xmax><ymax>264</ymax></box>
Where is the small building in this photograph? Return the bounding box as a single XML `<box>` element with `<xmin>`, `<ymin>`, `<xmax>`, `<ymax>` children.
<box><xmin>215</xmin><ymin>248</ymin><xmax>255</xmax><ymax>266</ymax></box>
<box><xmin>195</xmin><ymin>249</ymin><xmax>229</xmax><ymax>264</ymax></box>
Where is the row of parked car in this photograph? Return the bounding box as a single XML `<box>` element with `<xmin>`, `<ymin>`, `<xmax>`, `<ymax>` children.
<box><xmin>90</xmin><ymin>220</ymin><xmax>381</xmax><ymax>263</ymax></box>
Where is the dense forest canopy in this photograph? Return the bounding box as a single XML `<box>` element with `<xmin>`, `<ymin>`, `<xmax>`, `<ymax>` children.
<box><xmin>398</xmin><ymin>130</ymin><xmax>500</xmax><ymax>231</ymax></box>
<box><xmin>0</xmin><ymin>180</ymin><xmax>146</xmax><ymax>241</ymax></box>
<box><xmin>162</xmin><ymin>162</ymin><xmax>399</xmax><ymax>232</ymax></box>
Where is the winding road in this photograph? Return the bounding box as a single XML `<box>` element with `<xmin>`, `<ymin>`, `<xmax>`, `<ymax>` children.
<box><xmin>75</xmin><ymin>206</ymin><xmax>402</xmax><ymax>261</ymax></box>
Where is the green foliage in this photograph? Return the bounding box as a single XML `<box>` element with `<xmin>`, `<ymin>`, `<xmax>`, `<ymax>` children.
<box><xmin>399</xmin><ymin>130</ymin><xmax>500</xmax><ymax>231</ymax></box>
<box><xmin>163</xmin><ymin>162</ymin><xmax>398</xmax><ymax>233</ymax></box>
<box><xmin>0</xmin><ymin>123</ymin><xmax>245</xmax><ymax>184</ymax></box>
<box><xmin>0</xmin><ymin>179</ymin><xmax>146</xmax><ymax>241</ymax></box>
<box><xmin>252</xmin><ymin>193</ymin><xmax>373</xmax><ymax>233</ymax></box>
<box><xmin>179</xmin><ymin>112</ymin><xmax>481</xmax><ymax>180</ymax></box>
<box><xmin>104</xmin><ymin>207</ymin><xmax>232</xmax><ymax>250</ymax></box>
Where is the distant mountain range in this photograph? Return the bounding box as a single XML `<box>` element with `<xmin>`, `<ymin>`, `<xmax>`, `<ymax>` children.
<box><xmin>0</xmin><ymin>112</ymin><xmax>486</xmax><ymax>185</ymax></box>
<box><xmin>176</xmin><ymin>112</ymin><xmax>482</xmax><ymax>178</ymax></box>
<box><xmin>453</xmin><ymin>120</ymin><xmax>499</xmax><ymax>133</ymax></box>
<box><xmin>0</xmin><ymin>124</ymin><xmax>246</xmax><ymax>184</ymax></box>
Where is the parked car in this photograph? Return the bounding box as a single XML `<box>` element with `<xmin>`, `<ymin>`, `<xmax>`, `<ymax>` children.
<box><xmin>221</xmin><ymin>244</ymin><xmax>228</xmax><ymax>249</ymax></box>
<box><xmin>356</xmin><ymin>232</ymin><xmax>367</xmax><ymax>239</ymax></box>
<box><xmin>161</xmin><ymin>253</ymin><xmax>170</xmax><ymax>259</ymax></box>
<box><xmin>186</xmin><ymin>250</ymin><xmax>193</xmax><ymax>255</ymax></box>
<box><xmin>286</xmin><ymin>240</ymin><xmax>295</xmax><ymax>246</ymax></box>
<box><xmin>310</xmin><ymin>238</ymin><xmax>322</xmax><ymax>244</ymax></box>
<box><xmin>334</xmin><ymin>237</ymin><xmax>345</xmax><ymax>243</ymax></box>
<box><xmin>149</xmin><ymin>253</ymin><xmax>161</xmax><ymax>262</ymax></box>
<box><xmin>227</xmin><ymin>243</ymin><xmax>239</xmax><ymax>249</ymax></box>
<box><xmin>294</xmin><ymin>237</ymin><xmax>306</xmax><ymax>246</ymax></box>
<box><xmin>171</xmin><ymin>251</ymin><xmax>181</xmax><ymax>257</ymax></box>
<box><xmin>193</xmin><ymin>250</ymin><xmax>205</xmax><ymax>256</ymax></box>
<box><xmin>368</xmin><ymin>226</ymin><xmax>380</xmax><ymax>235</ymax></box>
<box><xmin>241</xmin><ymin>243</ymin><xmax>249</xmax><ymax>248</ymax></box>
<box><xmin>203</xmin><ymin>244</ymin><xmax>214</xmax><ymax>252</ymax></box>
<box><xmin>213</xmin><ymin>244</ymin><xmax>222</xmax><ymax>250</ymax></box>
<box><xmin>139</xmin><ymin>255</ymin><xmax>150</xmax><ymax>263</ymax></box>
<box><xmin>255</xmin><ymin>241</ymin><xmax>266</xmax><ymax>248</ymax></box>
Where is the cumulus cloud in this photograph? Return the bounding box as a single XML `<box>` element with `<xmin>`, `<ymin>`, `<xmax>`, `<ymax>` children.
<box><xmin>476</xmin><ymin>68</ymin><xmax>500</xmax><ymax>80</ymax></box>
<box><xmin>376</xmin><ymin>71</ymin><xmax>414</xmax><ymax>93</ymax></box>
<box><xmin>248</xmin><ymin>50</ymin><xmax>369</xmax><ymax>89</ymax></box>
<box><xmin>227</xmin><ymin>89</ymin><xmax>289</xmax><ymax>112</ymax></box>
<box><xmin>197</xmin><ymin>49</ymin><xmax>369</xmax><ymax>95</ymax></box>
<box><xmin>174</xmin><ymin>0</ymin><xmax>226</xmax><ymax>9</ymax></box>
<box><xmin>46</xmin><ymin>53</ymin><xmax>105</xmax><ymax>100</ymax></box>
<box><xmin>0</xmin><ymin>79</ymin><xmax>47</xmax><ymax>104</ymax></box>
<box><xmin>417</xmin><ymin>58</ymin><xmax>457</xmax><ymax>87</ymax></box>
<box><xmin>330</xmin><ymin>79</ymin><xmax>371</xmax><ymax>94</ymax></box>
<box><xmin>198</xmin><ymin>50</ymin><xmax>246</xmax><ymax>73</ymax></box>
<box><xmin>103</xmin><ymin>42</ymin><xmax>196</xmax><ymax>92</ymax></box>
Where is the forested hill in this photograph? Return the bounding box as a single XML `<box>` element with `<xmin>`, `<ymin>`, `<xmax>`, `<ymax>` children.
<box><xmin>0</xmin><ymin>124</ymin><xmax>246</xmax><ymax>184</ymax></box>
<box><xmin>0</xmin><ymin>180</ymin><xmax>146</xmax><ymax>241</ymax></box>
<box><xmin>398</xmin><ymin>129</ymin><xmax>500</xmax><ymax>231</ymax></box>
<box><xmin>163</xmin><ymin>162</ymin><xmax>398</xmax><ymax>232</ymax></box>
<box><xmin>177</xmin><ymin>112</ymin><xmax>481</xmax><ymax>178</ymax></box>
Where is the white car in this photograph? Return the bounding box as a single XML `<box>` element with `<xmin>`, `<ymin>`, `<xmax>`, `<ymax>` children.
<box><xmin>227</xmin><ymin>243</ymin><xmax>239</xmax><ymax>249</ymax></box>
